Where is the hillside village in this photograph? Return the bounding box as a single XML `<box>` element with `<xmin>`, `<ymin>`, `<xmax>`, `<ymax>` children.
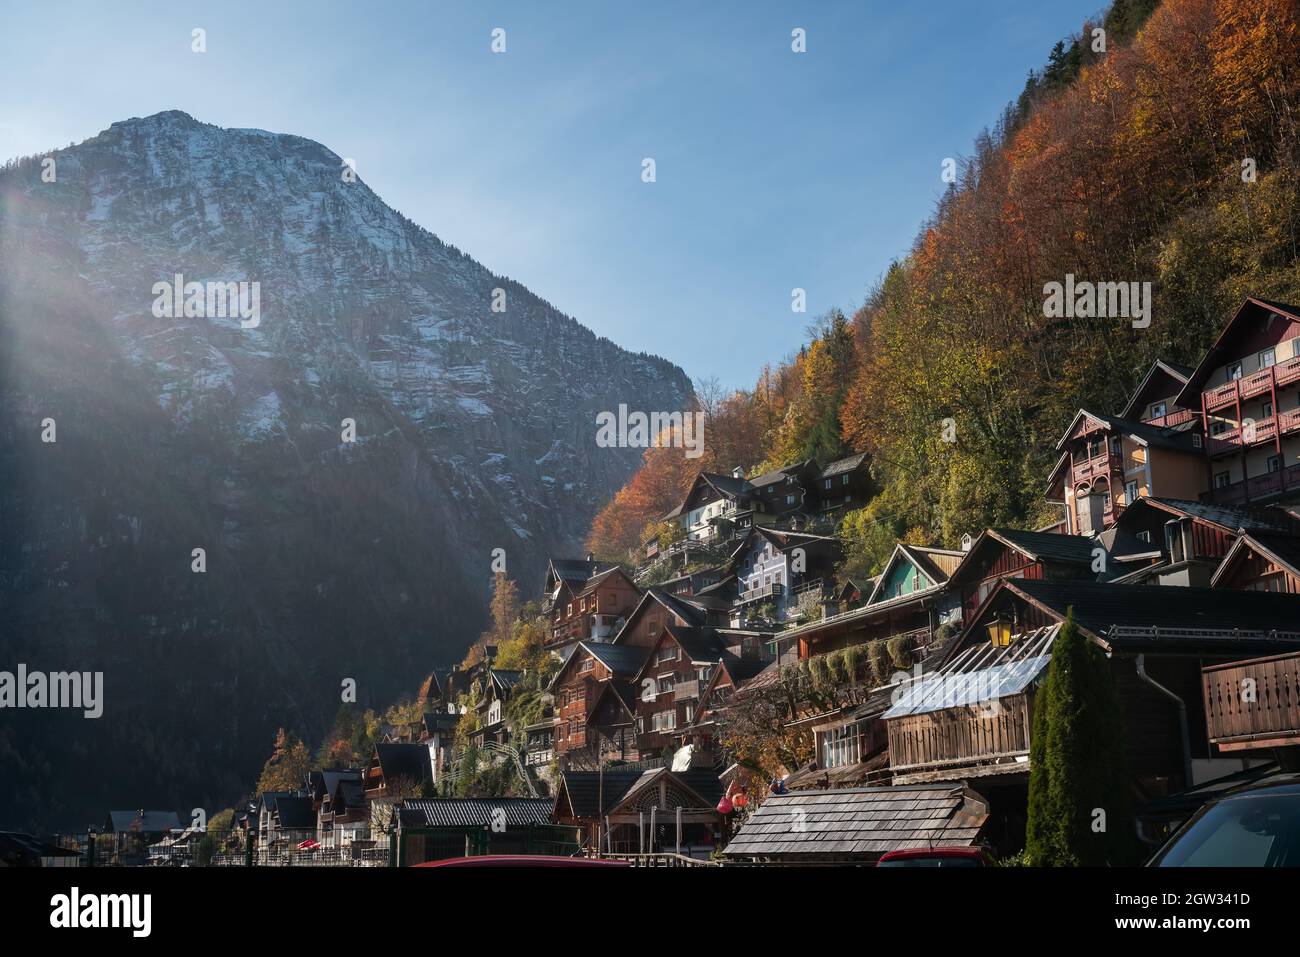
<box><xmin>69</xmin><ymin>295</ymin><xmax>1300</xmax><ymax>869</ymax></box>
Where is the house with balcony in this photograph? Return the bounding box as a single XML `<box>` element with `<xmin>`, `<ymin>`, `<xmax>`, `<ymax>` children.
<box><xmin>728</xmin><ymin>527</ymin><xmax>841</xmax><ymax>629</ymax></box>
<box><xmin>777</xmin><ymin>542</ymin><xmax>964</xmax><ymax>667</ymax></box>
<box><xmin>548</xmin><ymin>564</ymin><xmax>640</xmax><ymax>650</ymax></box>
<box><xmin>1211</xmin><ymin>530</ymin><xmax>1300</xmax><ymax>593</ymax></box>
<box><xmin>1047</xmin><ymin>407</ymin><xmax>1207</xmax><ymax>536</ymax></box>
<box><xmin>549</xmin><ymin>641</ymin><xmax>649</xmax><ymax>766</ymax></box>
<box><xmin>885</xmin><ymin>577</ymin><xmax>1300</xmax><ymax>853</ymax></box>
<box><xmin>663</xmin><ymin>469</ymin><xmax>772</xmax><ymax>544</ymax></box>
<box><xmin>1203</xmin><ymin>650</ymin><xmax>1300</xmax><ymax>755</ymax></box>
<box><xmin>1174</xmin><ymin>297</ymin><xmax>1300</xmax><ymax>506</ymax></box>
<box><xmin>468</xmin><ymin>669</ymin><xmax>522</xmax><ymax>749</ymax></box>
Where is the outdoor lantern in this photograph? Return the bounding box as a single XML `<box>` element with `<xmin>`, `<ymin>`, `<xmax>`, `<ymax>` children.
<box><xmin>717</xmin><ymin>796</ymin><xmax>733</xmax><ymax>815</ymax></box>
<box><xmin>732</xmin><ymin>793</ymin><xmax>748</xmax><ymax>810</ymax></box>
<box><xmin>986</xmin><ymin>614</ymin><xmax>1013</xmax><ymax>647</ymax></box>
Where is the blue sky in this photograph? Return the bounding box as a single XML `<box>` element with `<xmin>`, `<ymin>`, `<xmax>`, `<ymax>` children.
<box><xmin>1</xmin><ymin>0</ymin><xmax>1095</xmax><ymax>388</ymax></box>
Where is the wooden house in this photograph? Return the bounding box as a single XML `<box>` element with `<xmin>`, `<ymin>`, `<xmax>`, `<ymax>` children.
<box><xmin>811</xmin><ymin>452</ymin><xmax>872</xmax><ymax>517</ymax></box>
<box><xmin>1174</xmin><ymin>297</ymin><xmax>1300</xmax><ymax>505</ymax></box>
<box><xmin>552</xmin><ymin>765</ymin><xmax>725</xmax><ymax>856</ymax></box>
<box><xmin>549</xmin><ymin>642</ymin><xmax>649</xmax><ymax>764</ymax></box>
<box><xmin>1203</xmin><ymin>650</ymin><xmax>1300</xmax><ymax>755</ymax></box>
<box><xmin>945</xmin><ymin>527</ymin><xmax>1095</xmax><ymax>624</ymax></box>
<box><xmin>363</xmin><ymin>742</ymin><xmax>431</xmax><ymax>810</ymax></box>
<box><xmin>548</xmin><ymin>565</ymin><xmax>641</xmax><ymax>649</ymax></box>
<box><xmin>883</xmin><ymin>578</ymin><xmax>1300</xmax><ymax>853</ymax></box>
<box><xmin>1211</xmin><ymin>530</ymin><xmax>1300</xmax><ymax>593</ymax></box>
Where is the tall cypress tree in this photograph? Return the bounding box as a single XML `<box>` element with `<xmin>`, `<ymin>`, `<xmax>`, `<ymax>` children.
<box><xmin>1025</xmin><ymin>609</ymin><xmax>1135</xmax><ymax>866</ymax></box>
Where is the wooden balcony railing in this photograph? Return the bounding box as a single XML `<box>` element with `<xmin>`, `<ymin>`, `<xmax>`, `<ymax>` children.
<box><xmin>1071</xmin><ymin>451</ymin><xmax>1116</xmax><ymax>485</ymax></box>
<box><xmin>887</xmin><ymin>692</ymin><xmax>1033</xmax><ymax>784</ymax></box>
<box><xmin>1142</xmin><ymin>408</ymin><xmax>1197</xmax><ymax>428</ymax></box>
<box><xmin>1203</xmin><ymin>652</ymin><xmax>1300</xmax><ymax>752</ymax></box>
<box><xmin>1204</xmin><ymin>462</ymin><xmax>1300</xmax><ymax>505</ymax></box>
<box><xmin>737</xmin><ymin>582</ymin><xmax>784</xmax><ymax>604</ymax></box>
<box><xmin>1204</xmin><ymin>355</ymin><xmax>1300</xmax><ymax>412</ymax></box>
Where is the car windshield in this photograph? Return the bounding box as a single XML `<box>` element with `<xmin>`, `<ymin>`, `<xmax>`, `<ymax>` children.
<box><xmin>1154</xmin><ymin>792</ymin><xmax>1300</xmax><ymax>867</ymax></box>
<box><xmin>878</xmin><ymin>857</ymin><xmax>982</xmax><ymax>867</ymax></box>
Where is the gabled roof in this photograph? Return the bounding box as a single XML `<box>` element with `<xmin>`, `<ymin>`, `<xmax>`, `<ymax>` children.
<box><xmin>586</xmin><ymin>680</ymin><xmax>640</xmax><ymax>723</ymax></box>
<box><xmin>1128</xmin><ymin>497</ymin><xmax>1300</xmax><ymax>535</ymax></box>
<box><xmin>663</xmin><ymin>472</ymin><xmax>752</xmax><ymax>519</ymax></box>
<box><xmin>553</xmin><ymin>767</ymin><xmax>647</xmax><ymax>817</ymax></box>
<box><xmin>1120</xmin><ymin>359</ymin><xmax>1194</xmax><ymax>420</ymax></box>
<box><xmin>1054</xmin><ymin>409</ymin><xmax>1202</xmax><ymax>455</ymax></box>
<box><xmin>488</xmin><ymin>669</ymin><xmax>524</xmax><ymax>693</ymax></box>
<box><xmin>372</xmin><ymin>742</ymin><xmax>430</xmax><ymax>784</ymax></box>
<box><xmin>1174</xmin><ymin>298</ymin><xmax>1300</xmax><ymax>407</ymax></box>
<box><xmin>399</xmin><ymin>798</ymin><xmax>552</xmax><ymax>829</ymax></box>
<box><xmin>546</xmin><ymin>557</ymin><xmax>616</xmax><ymax>593</ymax></box>
<box><xmin>106</xmin><ymin>810</ymin><xmax>182</xmax><ymax>834</ymax></box>
<box><xmin>865</xmin><ymin>542</ymin><xmax>965</xmax><ymax>605</ymax></box>
<box><xmin>948</xmin><ymin>528</ymin><xmax>1095</xmax><ymax>587</ymax></box>
<box><xmin>820</xmin><ymin>452</ymin><xmax>869</xmax><ymax>478</ymax></box>
<box><xmin>548</xmin><ymin>640</ymin><xmax>649</xmax><ymax>689</ymax></box>
<box><xmin>655</xmin><ymin>625</ymin><xmax>730</xmax><ymax>667</ymax></box>
<box><xmin>1211</xmin><ymin>531</ymin><xmax>1300</xmax><ymax>588</ymax></box>
<box><xmin>270</xmin><ymin>795</ymin><xmax>316</xmax><ymax>830</ymax></box>
<box><xmin>616</xmin><ymin>587</ymin><xmax>712</xmax><ymax>637</ymax></box>
<box><xmin>577</xmin><ymin>565</ymin><xmax>636</xmax><ymax>598</ymax></box>
<box><xmin>721</xmin><ymin>784</ymin><xmax>988</xmax><ymax>861</ymax></box>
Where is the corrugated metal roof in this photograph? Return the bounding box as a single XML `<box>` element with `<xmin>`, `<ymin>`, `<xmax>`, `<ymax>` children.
<box><xmin>400</xmin><ymin>798</ymin><xmax>553</xmax><ymax>829</ymax></box>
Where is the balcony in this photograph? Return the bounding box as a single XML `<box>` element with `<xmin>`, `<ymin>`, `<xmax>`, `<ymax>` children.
<box><xmin>674</xmin><ymin>679</ymin><xmax>702</xmax><ymax>701</ymax></box>
<box><xmin>1204</xmin><ymin>652</ymin><xmax>1300</xmax><ymax>752</ymax></box>
<box><xmin>1142</xmin><ymin>408</ymin><xmax>1196</xmax><ymax>429</ymax></box>
<box><xmin>737</xmin><ymin>582</ymin><xmax>783</xmax><ymax>605</ymax></box>
<box><xmin>1204</xmin><ymin>462</ymin><xmax>1300</xmax><ymax>505</ymax></box>
<box><xmin>1207</xmin><ymin>408</ymin><xmax>1300</xmax><ymax>456</ymax></box>
<box><xmin>1071</xmin><ymin>450</ymin><xmax>1118</xmax><ymax>485</ymax></box>
<box><xmin>1203</xmin><ymin>355</ymin><xmax>1300</xmax><ymax>412</ymax></box>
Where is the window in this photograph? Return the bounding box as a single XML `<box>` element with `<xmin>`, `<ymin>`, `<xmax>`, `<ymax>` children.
<box><xmin>1193</xmin><ymin>433</ymin><xmax>1203</xmax><ymax>448</ymax></box>
<box><xmin>842</xmin><ymin>474</ymin><xmax>850</xmax><ymax>486</ymax></box>
<box><xmin>657</xmin><ymin>674</ymin><xmax>676</xmax><ymax>694</ymax></box>
<box><xmin>1228</xmin><ymin>361</ymin><xmax>1243</xmax><ymax>380</ymax></box>
<box><xmin>1137</xmin><ymin>530</ymin><xmax>1151</xmax><ymax>543</ymax></box>
<box><xmin>1102</xmin><ymin>491</ymin><xmax>1111</xmax><ymax>510</ymax></box>
<box><xmin>566</xmin><ymin>603</ymin><xmax>573</xmax><ymax>616</ymax></box>
<box><xmin>820</xmin><ymin>724</ymin><xmax>860</xmax><ymax>769</ymax></box>
<box><xmin>1215</xmin><ymin>471</ymin><xmax>1231</xmax><ymax>489</ymax></box>
<box><xmin>652</xmin><ymin>710</ymin><xmax>676</xmax><ymax>732</ymax></box>
<box><xmin>579</xmin><ymin>658</ymin><xmax>594</xmax><ymax>673</ymax></box>
<box><xmin>657</xmin><ymin>646</ymin><xmax>678</xmax><ymax>663</ymax></box>
<box><xmin>1260</xmin><ymin>348</ymin><xmax>1276</xmax><ymax>369</ymax></box>
<box><xmin>1211</xmin><ymin>419</ymin><xmax>1227</xmax><ymax>436</ymax></box>
<box><xmin>786</xmin><ymin>494</ymin><xmax>796</xmax><ymax>505</ymax></box>
<box><xmin>1109</xmin><ymin>436</ymin><xmax>1121</xmax><ymax>455</ymax></box>
<box><xmin>823</xmin><ymin>478</ymin><xmax>832</xmax><ymax>490</ymax></box>
<box><xmin>1268</xmin><ymin>455</ymin><xmax>1282</xmax><ymax>473</ymax></box>
<box><xmin>1125</xmin><ymin>480</ymin><xmax>1138</xmax><ymax>503</ymax></box>
<box><xmin>1149</xmin><ymin>401</ymin><xmax>1167</xmax><ymax>419</ymax></box>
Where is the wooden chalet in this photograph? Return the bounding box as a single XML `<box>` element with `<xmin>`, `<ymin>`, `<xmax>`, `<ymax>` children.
<box><xmin>812</xmin><ymin>452</ymin><xmax>872</xmax><ymax>517</ymax></box>
<box><xmin>469</xmin><ymin>668</ymin><xmax>523</xmax><ymax>748</ymax></box>
<box><xmin>363</xmin><ymin>742</ymin><xmax>431</xmax><ymax>804</ymax></box>
<box><xmin>1211</xmin><ymin>530</ymin><xmax>1300</xmax><ymax>593</ymax></box>
<box><xmin>549</xmin><ymin>641</ymin><xmax>650</xmax><ymax>764</ymax></box>
<box><xmin>884</xmin><ymin>578</ymin><xmax>1300</xmax><ymax>853</ymax></box>
<box><xmin>1173</xmin><ymin>297</ymin><xmax>1300</xmax><ymax>506</ymax></box>
<box><xmin>548</xmin><ymin>564</ymin><xmax>641</xmax><ymax>649</ymax></box>
<box><xmin>631</xmin><ymin>623</ymin><xmax>769</xmax><ymax>761</ymax></box>
<box><xmin>945</xmin><ymin>527</ymin><xmax>1095</xmax><ymax>623</ymax></box>
<box><xmin>778</xmin><ymin>543</ymin><xmax>965</xmax><ymax>667</ymax></box>
<box><xmin>553</xmin><ymin>765</ymin><xmax>725</xmax><ymax>855</ymax></box>
<box><xmin>721</xmin><ymin>783</ymin><xmax>989</xmax><ymax>865</ymax></box>
<box><xmin>318</xmin><ymin>773</ymin><xmax>368</xmax><ymax>847</ymax></box>
<box><xmin>1103</xmin><ymin>496</ymin><xmax>1300</xmax><ymax>586</ymax></box>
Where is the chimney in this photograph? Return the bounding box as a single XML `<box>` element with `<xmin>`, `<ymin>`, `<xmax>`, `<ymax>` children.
<box><xmin>732</xmin><ymin>466</ymin><xmax>745</xmax><ymax>479</ymax></box>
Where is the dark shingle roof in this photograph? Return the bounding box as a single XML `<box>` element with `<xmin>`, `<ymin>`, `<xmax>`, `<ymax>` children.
<box><xmin>557</xmin><ymin>768</ymin><xmax>646</xmax><ymax>817</ymax></box>
<box><xmin>722</xmin><ymin>784</ymin><xmax>988</xmax><ymax>860</ymax></box>
<box><xmin>583</xmin><ymin>642</ymin><xmax>651</xmax><ymax>676</ymax></box>
<box><xmin>1011</xmin><ymin>579</ymin><xmax>1300</xmax><ymax>646</ymax></box>
<box><xmin>375</xmin><ymin>743</ymin><xmax>430</xmax><ymax>784</ymax></box>
<box><xmin>399</xmin><ymin>798</ymin><xmax>552</xmax><ymax>829</ymax></box>
<box><xmin>1142</xmin><ymin>497</ymin><xmax>1300</xmax><ymax>534</ymax></box>
<box><xmin>665</xmin><ymin>625</ymin><xmax>729</xmax><ymax>664</ymax></box>
<box><xmin>820</xmin><ymin>453</ymin><xmax>869</xmax><ymax>478</ymax></box>
<box><xmin>106</xmin><ymin>810</ymin><xmax>182</xmax><ymax>834</ymax></box>
<box><xmin>271</xmin><ymin>795</ymin><xmax>316</xmax><ymax>830</ymax></box>
<box><xmin>645</xmin><ymin>588</ymin><xmax>711</xmax><ymax>627</ymax></box>
<box><xmin>990</xmin><ymin>528</ymin><xmax>1095</xmax><ymax>565</ymax></box>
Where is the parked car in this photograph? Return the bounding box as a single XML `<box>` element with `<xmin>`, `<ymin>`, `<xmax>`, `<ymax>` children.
<box><xmin>876</xmin><ymin>847</ymin><xmax>994</xmax><ymax>867</ymax></box>
<box><xmin>415</xmin><ymin>854</ymin><xmax>632</xmax><ymax>868</ymax></box>
<box><xmin>1148</xmin><ymin>773</ymin><xmax>1300</xmax><ymax>867</ymax></box>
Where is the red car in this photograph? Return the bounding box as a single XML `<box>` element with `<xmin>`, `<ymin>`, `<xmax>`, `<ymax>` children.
<box><xmin>414</xmin><ymin>855</ymin><xmax>632</xmax><ymax>868</ymax></box>
<box><xmin>876</xmin><ymin>847</ymin><xmax>994</xmax><ymax>867</ymax></box>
